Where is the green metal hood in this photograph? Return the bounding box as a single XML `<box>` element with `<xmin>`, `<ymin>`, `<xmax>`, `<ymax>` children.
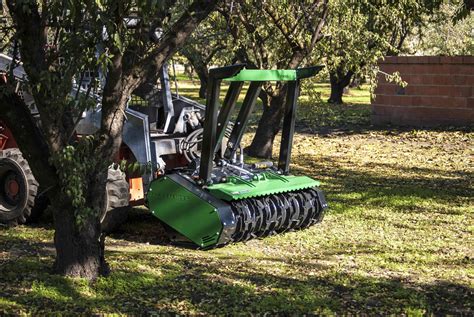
<box><xmin>206</xmin><ymin>172</ymin><xmax>320</xmax><ymax>201</ymax></box>
<box><xmin>223</xmin><ymin>66</ymin><xmax>324</xmax><ymax>82</ymax></box>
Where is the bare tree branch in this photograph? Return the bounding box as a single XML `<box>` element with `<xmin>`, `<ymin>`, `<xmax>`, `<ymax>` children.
<box><xmin>262</xmin><ymin>4</ymin><xmax>302</xmax><ymax>52</ymax></box>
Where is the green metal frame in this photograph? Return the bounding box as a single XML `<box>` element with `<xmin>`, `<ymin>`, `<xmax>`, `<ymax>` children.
<box><xmin>199</xmin><ymin>65</ymin><xmax>324</xmax><ymax>183</ymax></box>
<box><xmin>147</xmin><ymin>64</ymin><xmax>326</xmax><ymax>249</ymax></box>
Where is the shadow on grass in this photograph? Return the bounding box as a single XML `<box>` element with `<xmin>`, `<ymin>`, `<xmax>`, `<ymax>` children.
<box><xmin>109</xmin><ymin>207</ymin><xmax>170</xmax><ymax>245</ymax></box>
<box><xmin>297</xmin><ymin>123</ymin><xmax>474</xmax><ymax>137</ymax></box>
<box><xmin>0</xmin><ymin>244</ymin><xmax>472</xmax><ymax>315</ymax></box>
<box><xmin>295</xmin><ymin>154</ymin><xmax>472</xmax><ymax>205</ymax></box>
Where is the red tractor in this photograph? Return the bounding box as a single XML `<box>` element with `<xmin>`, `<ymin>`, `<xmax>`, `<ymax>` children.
<box><xmin>0</xmin><ymin>53</ymin><xmax>206</xmax><ymax>230</ymax></box>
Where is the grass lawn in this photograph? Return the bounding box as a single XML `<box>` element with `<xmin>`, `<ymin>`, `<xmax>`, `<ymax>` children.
<box><xmin>0</xmin><ymin>81</ymin><xmax>472</xmax><ymax>315</ymax></box>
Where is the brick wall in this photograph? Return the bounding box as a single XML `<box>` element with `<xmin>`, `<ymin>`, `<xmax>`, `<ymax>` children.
<box><xmin>371</xmin><ymin>56</ymin><xmax>474</xmax><ymax>127</ymax></box>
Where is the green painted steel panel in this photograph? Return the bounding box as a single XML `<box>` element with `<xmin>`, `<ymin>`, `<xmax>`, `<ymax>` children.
<box><xmin>207</xmin><ymin>173</ymin><xmax>320</xmax><ymax>201</ymax></box>
<box><xmin>224</xmin><ymin>69</ymin><xmax>297</xmax><ymax>82</ymax></box>
<box><xmin>147</xmin><ymin>176</ymin><xmax>223</xmax><ymax>248</ymax></box>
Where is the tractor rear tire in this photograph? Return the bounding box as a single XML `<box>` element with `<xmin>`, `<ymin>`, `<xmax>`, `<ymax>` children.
<box><xmin>0</xmin><ymin>148</ymin><xmax>38</xmax><ymax>225</ymax></box>
<box><xmin>101</xmin><ymin>166</ymin><xmax>130</xmax><ymax>233</ymax></box>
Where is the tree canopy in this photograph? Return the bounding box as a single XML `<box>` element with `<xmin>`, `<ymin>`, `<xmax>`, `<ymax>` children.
<box><xmin>405</xmin><ymin>1</ymin><xmax>474</xmax><ymax>55</ymax></box>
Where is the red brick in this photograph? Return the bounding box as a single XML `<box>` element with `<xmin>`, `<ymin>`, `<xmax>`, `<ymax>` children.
<box><xmin>424</xmin><ymin>108</ymin><xmax>446</xmax><ymax>117</ymax></box>
<box><xmin>444</xmin><ymin>85</ymin><xmax>471</xmax><ymax>97</ymax></box>
<box><xmin>417</xmin><ymin>96</ymin><xmax>467</xmax><ymax>108</ymax></box>
<box><xmin>389</xmin><ymin>95</ymin><xmax>413</xmax><ymax>106</ymax></box>
<box><xmin>428</xmin><ymin>108</ymin><xmax>464</xmax><ymax>119</ymax></box>
<box><xmin>440</xmin><ymin>56</ymin><xmax>464</xmax><ymax>64</ymax></box>
<box><xmin>412</xmin><ymin>76</ymin><xmax>431</xmax><ymax>85</ymax></box>
<box><xmin>376</xmin><ymin>73</ymin><xmax>387</xmax><ymax>83</ymax></box>
<box><xmin>431</xmin><ymin>75</ymin><xmax>453</xmax><ymax>85</ymax></box>
<box><xmin>418</xmin><ymin>75</ymin><xmax>459</xmax><ymax>85</ymax></box>
<box><xmin>372</xmin><ymin>94</ymin><xmax>391</xmax><ymax>105</ymax></box>
<box><xmin>405</xmin><ymin>85</ymin><xmax>472</xmax><ymax>97</ymax></box>
<box><xmin>428</xmin><ymin>56</ymin><xmax>441</xmax><ymax>64</ymax></box>
<box><xmin>371</xmin><ymin>114</ymin><xmax>391</xmax><ymax>125</ymax></box>
<box><xmin>375</xmin><ymin>106</ymin><xmax>473</xmax><ymax>126</ymax></box>
<box><xmin>457</xmin><ymin>86</ymin><xmax>472</xmax><ymax>97</ymax></box>
<box><xmin>453</xmin><ymin>75</ymin><xmax>474</xmax><ymax>85</ymax></box>
<box><xmin>446</xmin><ymin>64</ymin><xmax>474</xmax><ymax>75</ymax></box>
<box><xmin>440</xmin><ymin>56</ymin><xmax>457</xmax><ymax>64</ymax></box>
<box><xmin>462</xmin><ymin>56</ymin><xmax>474</xmax><ymax>64</ymax></box>
<box><xmin>398</xmin><ymin>56</ymin><xmax>409</xmax><ymax>64</ymax></box>
<box><xmin>372</xmin><ymin>104</ymin><xmax>388</xmax><ymax>115</ymax></box>
<box><xmin>405</xmin><ymin>65</ymin><xmax>425</xmax><ymax>74</ymax></box>
<box><xmin>419</xmin><ymin>117</ymin><xmax>468</xmax><ymax>126</ymax></box>
<box><xmin>407</xmin><ymin>64</ymin><xmax>446</xmax><ymax>74</ymax></box>
<box><xmin>405</xmin><ymin>85</ymin><xmax>437</xmax><ymax>96</ymax></box>
<box><xmin>443</xmin><ymin>86</ymin><xmax>471</xmax><ymax>98</ymax></box>
<box><xmin>401</xmin><ymin>116</ymin><xmax>422</xmax><ymax>127</ymax></box>
<box><xmin>382</xmin><ymin>56</ymin><xmax>398</xmax><ymax>64</ymax></box>
<box><xmin>444</xmin><ymin>109</ymin><xmax>473</xmax><ymax>120</ymax></box>
<box><xmin>403</xmin><ymin>75</ymin><xmax>424</xmax><ymax>85</ymax></box>
<box><xmin>379</xmin><ymin>64</ymin><xmax>405</xmax><ymax>74</ymax></box>
<box><xmin>406</xmin><ymin>56</ymin><xmax>422</xmax><ymax>64</ymax></box>
<box><xmin>467</xmin><ymin>98</ymin><xmax>474</xmax><ymax>109</ymax></box>
<box><xmin>374</xmin><ymin>84</ymin><xmax>396</xmax><ymax>95</ymax></box>
<box><xmin>410</xmin><ymin>107</ymin><xmax>436</xmax><ymax>117</ymax></box>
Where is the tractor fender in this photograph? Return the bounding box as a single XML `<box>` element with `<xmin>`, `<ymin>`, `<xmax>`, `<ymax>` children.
<box><xmin>76</xmin><ymin>107</ymin><xmax>153</xmax><ymax>189</ymax></box>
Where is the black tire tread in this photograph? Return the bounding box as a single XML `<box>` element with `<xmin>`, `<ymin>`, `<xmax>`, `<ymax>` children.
<box><xmin>101</xmin><ymin>166</ymin><xmax>130</xmax><ymax>233</ymax></box>
<box><xmin>0</xmin><ymin>148</ymin><xmax>38</xmax><ymax>225</ymax></box>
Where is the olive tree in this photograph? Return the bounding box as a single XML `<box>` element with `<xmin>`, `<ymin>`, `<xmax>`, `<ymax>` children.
<box><xmin>407</xmin><ymin>0</ymin><xmax>473</xmax><ymax>55</ymax></box>
<box><xmin>0</xmin><ymin>0</ymin><xmax>217</xmax><ymax>280</ymax></box>
<box><xmin>180</xmin><ymin>12</ymin><xmax>230</xmax><ymax>98</ymax></box>
<box><xmin>219</xmin><ymin>0</ymin><xmax>329</xmax><ymax>158</ymax></box>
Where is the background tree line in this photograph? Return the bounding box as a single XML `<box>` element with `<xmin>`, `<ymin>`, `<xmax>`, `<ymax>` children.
<box><xmin>181</xmin><ymin>0</ymin><xmax>472</xmax><ymax>157</ymax></box>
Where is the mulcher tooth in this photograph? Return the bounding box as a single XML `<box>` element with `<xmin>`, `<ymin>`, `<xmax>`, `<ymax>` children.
<box><xmin>230</xmin><ymin>200</ymin><xmax>250</xmax><ymax>242</ymax></box>
<box><xmin>246</xmin><ymin>198</ymin><xmax>263</xmax><ymax>237</ymax></box>
<box><xmin>268</xmin><ymin>194</ymin><xmax>287</xmax><ymax>232</ymax></box>
<box><xmin>286</xmin><ymin>192</ymin><xmax>306</xmax><ymax>229</ymax></box>
<box><xmin>261</xmin><ymin>196</ymin><xmax>280</xmax><ymax>236</ymax></box>
<box><xmin>277</xmin><ymin>193</ymin><xmax>298</xmax><ymax>231</ymax></box>
<box><xmin>250</xmin><ymin>198</ymin><xmax>268</xmax><ymax>237</ymax></box>
<box><xmin>296</xmin><ymin>190</ymin><xmax>315</xmax><ymax>229</ymax></box>
<box><xmin>308</xmin><ymin>188</ymin><xmax>326</xmax><ymax>224</ymax></box>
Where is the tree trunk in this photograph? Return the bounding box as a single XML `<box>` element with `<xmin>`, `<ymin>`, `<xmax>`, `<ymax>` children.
<box><xmin>53</xmin><ymin>205</ymin><xmax>108</xmax><ymax>279</ymax></box>
<box><xmin>197</xmin><ymin>71</ymin><xmax>208</xmax><ymax>99</ymax></box>
<box><xmin>328</xmin><ymin>70</ymin><xmax>354</xmax><ymax>104</ymax></box>
<box><xmin>259</xmin><ymin>90</ymin><xmax>269</xmax><ymax>109</ymax></box>
<box><xmin>246</xmin><ymin>89</ymin><xmax>286</xmax><ymax>158</ymax></box>
<box><xmin>53</xmin><ymin>166</ymin><xmax>110</xmax><ymax>279</ymax></box>
<box><xmin>0</xmin><ymin>79</ymin><xmax>109</xmax><ymax>279</ymax></box>
<box><xmin>182</xmin><ymin>50</ymin><xmax>208</xmax><ymax>99</ymax></box>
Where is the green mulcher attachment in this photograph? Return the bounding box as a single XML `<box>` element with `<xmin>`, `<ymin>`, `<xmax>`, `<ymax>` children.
<box><xmin>147</xmin><ymin>64</ymin><xmax>328</xmax><ymax>249</ymax></box>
